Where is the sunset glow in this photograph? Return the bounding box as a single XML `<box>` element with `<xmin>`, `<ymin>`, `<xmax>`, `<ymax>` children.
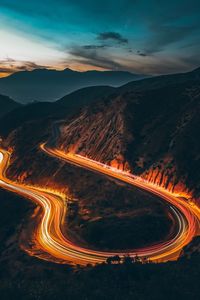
<box><xmin>0</xmin><ymin>1</ymin><xmax>200</xmax><ymax>77</ymax></box>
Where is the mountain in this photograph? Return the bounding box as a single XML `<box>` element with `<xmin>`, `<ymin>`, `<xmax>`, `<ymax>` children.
<box><xmin>54</xmin><ymin>67</ymin><xmax>200</xmax><ymax>202</ymax></box>
<box><xmin>0</xmin><ymin>101</ymin><xmax>66</xmax><ymax>137</ymax></box>
<box><xmin>0</xmin><ymin>94</ymin><xmax>21</xmax><ymax>118</ymax></box>
<box><xmin>0</xmin><ymin>68</ymin><xmax>146</xmax><ymax>104</ymax></box>
<box><xmin>119</xmin><ymin>66</ymin><xmax>200</xmax><ymax>93</ymax></box>
<box><xmin>1</xmin><ymin>67</ymin><xmax>200</xmax><ymax>203</ymax></box>
<box><xmin>0</xmin><ymin>68</ymin><xmax>200</xmax><ymax>300</ymax></box>
<box><xmin>57</xmin><ymin>67</ymin><xmax>200</xmax><ymax>111</ymax></box>
<box><xmin>56</xmin><ymin>82</ymin><xmax>200</xmax><ymax>200</ymax></box>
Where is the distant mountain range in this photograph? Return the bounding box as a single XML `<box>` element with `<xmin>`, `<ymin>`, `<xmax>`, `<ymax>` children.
<box><xmin>0</xmin><ymin>68</ymin><xmax>147</xmax><ymax>104</ymax></box>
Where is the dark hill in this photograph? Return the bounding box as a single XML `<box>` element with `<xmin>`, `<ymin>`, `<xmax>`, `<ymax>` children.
<box><xmin>0</xmin><ymin>94</ymin><xmax>21</xmax><ymax>118</ymax></box>
<box><xmin>119</xmin><ymin>67</ymin><xmax>200</xmax><ymax>93</ymax></box>
<box><xmin>0</xmin><ymin>68</ymin><xmax>145</xmax><ymax>103</ymax></box>
<box><xmin>57</xmin><ymin>85</ymin><xmax>115</xmax><ymax>109</ymax></box>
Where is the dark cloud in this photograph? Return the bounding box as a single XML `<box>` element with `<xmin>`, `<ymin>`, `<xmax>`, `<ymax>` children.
<box><xmin>137</xmin><ymin>51</ymin><xmax>147</xmax><ymax>57</ymax></box>
<box><xmin>82</xmin><ymin>44</ymin><xmax>107</xmax><ymax>50</ymax></box>
<box><xmin>70</xmin><ymin>47</ymin><xmax>123</xmax><ymax>70</ymax></box>
<box><xmin>69</xmin><ymin>43</ymin><xmax>200</xmax><ymax>76</ymax></box>
<box><xmin>0</xmin><ymin>58</ymin><xmax>50</xmax><ymax>76</ymax></box>
<box><xmin>18</xmin><ymin>61</ymin><xmax>47</xmax><ymax>70</ymax></box>
<box><xmin>97</xmin><ymin>32</ymin><xmax>128</xmax><ymax>44</ymax></box>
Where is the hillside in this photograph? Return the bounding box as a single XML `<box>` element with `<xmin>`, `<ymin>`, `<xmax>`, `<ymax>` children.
<box><xmin>2</xmin><ymin>67</ymin><xmax>199</xmax><ymax>137</ymax></box>
<box><xmin>54</xmin><ymin>70</ymin><xmax>200</xmax><ymax>202</ymax></box>
<box><xmin>2</xmin><ymin>67</ymin><xmax>200</xmax><ymax>203</ymax></box>
<box><xmin>0</xmin><ymin>102</ymin><xmax>66</xmax><ymax>137</ymax></box>
<box><xmin>119</xmin><ymin>67</ymin><xmax>200</xmax><ymax>93</ymax></box>
<box><xmin>57</xmin><ymin>83</ymin><xmax>200</xmax><ymax>200</ymax></box>
<box><xmin>58</xmin><ymin>85</ymin><xmax>115</xmax><ymax>108</ymax></box>
<box><xmin>0</xmin><ymin>94</ymin><xmax>21</xmax><ymax>118</ymax></box>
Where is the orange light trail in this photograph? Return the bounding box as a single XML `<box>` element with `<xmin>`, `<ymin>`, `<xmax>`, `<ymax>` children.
<box><xmin>0</xmin><ymin>145</ymin><xmax>200</xmax><ymax>265</ymax></box>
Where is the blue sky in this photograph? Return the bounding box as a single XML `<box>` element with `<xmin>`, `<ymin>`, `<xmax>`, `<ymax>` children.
<box><xmin>0</xmin><ymin>0</ymin><xmax>200</xmax><ymax>76</ymax></box>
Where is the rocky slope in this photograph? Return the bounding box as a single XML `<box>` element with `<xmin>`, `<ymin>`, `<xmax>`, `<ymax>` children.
<box><xmin>55</xmin><ymin>77</ymin><xmax>200</xmax><ymax>202</ymax></box>
<box><xmin>2</xmin><ymin>67</ymin><xmax>200</xmax><ymax>203</ymax></box>
<box><xmin>57</xmin><ymin>96</ymin><xmax>131</xmax><ymax>171</ymax></box>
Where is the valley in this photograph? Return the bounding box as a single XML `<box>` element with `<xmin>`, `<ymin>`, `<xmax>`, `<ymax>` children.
<box><xmin>0</xmin><ymin>66</ymin><xmax>199</xmax><ymax>299</ymax></box>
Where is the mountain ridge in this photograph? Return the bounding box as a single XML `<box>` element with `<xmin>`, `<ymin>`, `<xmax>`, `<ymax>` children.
<box><xmin>1</xmin><ymin>67</ymin><xmax>200</xmax><ymax>204</ymax></box>
<box><xmin>0</xmin><ymin>68</ymin><xmax>146</xmax><ymax>104</ymax></box>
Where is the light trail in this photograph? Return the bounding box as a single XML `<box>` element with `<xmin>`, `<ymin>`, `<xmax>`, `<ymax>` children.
<box><xmin>0</xmin><ymin>145</ymin><xmax>199</xmax><ymax>265</ymax></box>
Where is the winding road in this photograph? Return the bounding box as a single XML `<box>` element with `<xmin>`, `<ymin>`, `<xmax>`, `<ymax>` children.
<box><xmin>0</xmin><ymin>144</ymin><xmax>200</xmax><ymax>265</ymax></box>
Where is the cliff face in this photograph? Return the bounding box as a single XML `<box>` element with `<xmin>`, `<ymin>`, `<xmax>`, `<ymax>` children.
<box><xmin>127</xmin><ymin>84</ymin><xmax>200</xmax><ymax>201</ymax></box>
<box><xmin>57</xmin><ymin>97</ymin><xmax>132</xmax><ymax>171</ymax></box>
<box><xmin>141</xmin><ymin>155</ymin><xmax>191</xmax><ymax>198</ymax></box>
<box><xmin>55</xmin><ymin>81</ymin><xmax>200</xmax><ymax>202</ymax></box>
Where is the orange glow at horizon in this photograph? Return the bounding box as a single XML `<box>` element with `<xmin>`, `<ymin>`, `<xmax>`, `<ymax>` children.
<box><xmin>0</xmin><ymin>63</ymin><xmax>108</xmax><ymax>78</ymax></box>
<box><xmin>0</xmin><ymin>72</ymin><xmax>12</xmax><ymax>78</ymax></box>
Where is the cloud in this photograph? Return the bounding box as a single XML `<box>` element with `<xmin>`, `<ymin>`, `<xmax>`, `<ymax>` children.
<box><xmin>0</xmin><ymin>58</ymin><xmax>50</xmax><ymax>76</ymax></box>
<box><xmin>144</xmin><ymin>24</ymin><xmax>198</xmax><ymax>54</ymax></box>
<box><xmin>17</xmin><ymin>61</ymin><xmax>47</xmax><ymax>70</ymax></box>
<box><xmin>0</xmin><ymin>67</ymin><xmax>12</xmax><ymax>74</ymax></box>
<box><xmin>137</xmin><ymin>51</ymin><xmax>147</xmax><ymax>57</ymax></box>
<box><xmin>97</xmin><ymin>32</ymin><xmax>128</xmax><ymax>44</ymax></box>
<box><xmin>70</xmin><ymin>46</ymin><xmax>123</xmax><ymax>70</ymax></box>
<box><xmin>82</xmin><ymin>44</ymin><xmax>107</xmax><ymax>50</ymax></box>
<box><xmin>1</xmin><ymin>1</ymin><xmax>200</xmax><ymax>76</ymax></box>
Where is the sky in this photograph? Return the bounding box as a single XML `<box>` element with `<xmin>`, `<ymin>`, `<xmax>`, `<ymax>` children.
<box><xmin>0</xmin><ymin>0</ymin><xmax>200</xmax><ymax>77</ymax></box>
